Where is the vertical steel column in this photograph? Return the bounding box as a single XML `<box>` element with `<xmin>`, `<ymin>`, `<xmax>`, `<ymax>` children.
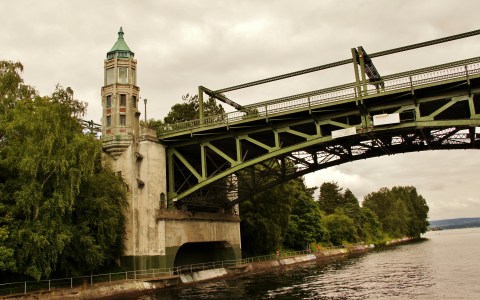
<box><xmin>358</xmin><ymin>47</ymin><xmax>368</xmax><ymax>95</ymax></box>
<box><xmin>236</xmin><ymin>137</ymin><xmax>242</xmax><ymax>163</ymax></box>
<box><xmin>167</xmin><ymin>149</ymin><xmax>176</xmax><ymax>205</ymax></box>
<box><xmin>198</xmin><ymin>86</ymin><xmax>204</xmax><ymax>125</ymax></box>
<box><xmin>200</xmin><ymin>144</ymin><xmax>207</xmax><ymax>179</ymax></box>
<box><xmin>351</xmin><ymin>48</ymin><xmax>362</xmax><ymax>98</ymax></box>
<box><xmin>352</xmin><ymin>48</ymin><xmax>368</xmax><ymax>129</ymax></box>
<box><xmin>468</xmin><ymin>96</ymin><xmax>476</xmax><ymax>117</ymax></box>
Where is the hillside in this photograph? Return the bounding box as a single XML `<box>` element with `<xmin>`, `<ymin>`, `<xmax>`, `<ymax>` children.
<box><xmin>429</xmin><ymin>218</ymin><xmax>480</xmax><ymax>230</ymax></box>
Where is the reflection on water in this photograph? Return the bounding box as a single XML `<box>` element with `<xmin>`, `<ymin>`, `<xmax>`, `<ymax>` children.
<box><xmin>133</xmin><ymin>228</ymin><xmax>480</xmax><ymax>299</ymax></box>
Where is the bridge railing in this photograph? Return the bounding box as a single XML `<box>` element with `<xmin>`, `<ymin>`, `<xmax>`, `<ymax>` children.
<box><xmin>158</xmin><ymin>57</ymin><xmax>480</xmax><ymax>135</ymax></box>
<box><xmin>364</xmin><ymin>59</ymin><xmax>480</xmax><ymax>96</ymax></box>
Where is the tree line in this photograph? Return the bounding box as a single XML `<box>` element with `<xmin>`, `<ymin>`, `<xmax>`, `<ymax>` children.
<box><xmin>241</xmin><ymin>179</ymin><xmax>429</xmax><ymax>256</ymax></box>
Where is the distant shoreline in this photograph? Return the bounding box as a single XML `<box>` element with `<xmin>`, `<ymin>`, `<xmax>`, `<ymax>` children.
<box><xmin>428</xmin><ymin>217</ymin><xmax>480</xmax><ymax>231</ymax></box>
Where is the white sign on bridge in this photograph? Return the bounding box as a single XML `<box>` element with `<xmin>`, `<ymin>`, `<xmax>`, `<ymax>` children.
<box><xmin>332</xmin><ymin>127</ymin><xmax>357</xmax><ymax>139</ymax></box>
<box><xmin>373</xmin><ymin>113</ymin><xmax>400</xmax><ymax>126</ymax></box>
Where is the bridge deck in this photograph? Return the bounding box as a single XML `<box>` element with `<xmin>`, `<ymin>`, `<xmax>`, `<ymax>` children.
<box><xmin>159</xmin><ymin>57</ymin><xmax>480</xmax><ymax>141</ymax></box>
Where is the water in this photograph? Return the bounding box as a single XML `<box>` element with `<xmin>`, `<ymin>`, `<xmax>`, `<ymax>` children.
<box><xmin>137</xmin><ymin>228</ymin><xmax>480</xmax><ymax>299</ymax></box>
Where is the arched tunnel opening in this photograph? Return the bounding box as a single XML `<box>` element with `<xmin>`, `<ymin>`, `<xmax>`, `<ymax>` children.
<box><xmin>174</xmin><ymin>241</ymin><xmax>236</xmax><ymax>268</ymax></box>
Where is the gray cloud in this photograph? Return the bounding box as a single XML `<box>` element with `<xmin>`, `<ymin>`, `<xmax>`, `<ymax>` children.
<box><xmin>2</xmin><ymin>0</ymin><xmax>480</xmax><ymax>220</ymax></box>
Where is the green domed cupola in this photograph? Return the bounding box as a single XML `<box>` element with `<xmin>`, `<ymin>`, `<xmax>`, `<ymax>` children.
<box><xmin>107</xmin><ymin>27</ymin><xmax>135</xmax><ymax>59</ymax></box>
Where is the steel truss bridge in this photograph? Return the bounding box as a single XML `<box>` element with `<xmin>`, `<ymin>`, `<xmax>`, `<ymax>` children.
<box><xmin>157</xmin><ymin>30</ymin><xmax>480</xmax><ymax>212</ymax></box>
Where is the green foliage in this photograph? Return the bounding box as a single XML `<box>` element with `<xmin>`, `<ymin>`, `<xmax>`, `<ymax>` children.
<box><xmin>318</xmin><ymin>182</ymin><xmax>344</xmax><ymax>214</ymax></box>
<box><xmin>391</xmin><ymin>186</ymin><xmax>429</xmax><ymax>238</ymax></box>
<box><xmin>240</xmin><ymin>182</ymin><xmax>295</xmax><ymax>256</ymax></box>
<box><xmin>0</xmin><ymin>204</ymin><xmax>15</xmax><ymax>272</ymax></box>
<box><xmin>363</xmin><ymin>186</ymin><xmax>429</xmax><ymax>238</ymax></box>
<box><xmin>0</xmin><ymin>61</ymin><xmax>127</xmax><ymax>280</ymax></box>
<box><xmin>324</xmin><ymin>212</ymin><xmax>359</xmax><ymax>246</ymax></box>
<box><xmin>146</xmin><ymin>93</ymin><xmax>225</xmax><ymax>134</ymax></box>
<box><xmin>58</xmin><ymin>164</ymin><xmax>127</xmax><ymax>276</ymax></box>
<box><xmin>359</xmin><ymin>207</ymin><xmax>385</xmax><ymax>244</ymax></box>
<box><xmin>284</xmin><ymin>179</ymin><xmax>328</xmax><ymax>250</ymax></box>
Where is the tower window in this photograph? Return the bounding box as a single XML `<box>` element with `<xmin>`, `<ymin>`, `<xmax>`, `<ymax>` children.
<box><xmin>106</xmin><ymin>115</ymin><xmax>111</xmax><ymax>127</ymax></box>
<box><xmin>120</xmin><ymin>94</ymin><xmax>126</xmax><ymax>106</ymax></box>
<box><xmin>106</xmin><ymin>68</ymin><xmax>114</xmax><ymax>85</ymax></box>
<box><xmin>132</xmin><ymin>96</ymin><xmax>137</xmax><ymax>108</ymax></box>
<box><xmin>120</xmin><ymin>114</ymin><xmax>126</xmax><ymax>126</ymax></box>
<box><xmin>132</xmin><ymin>69</ymin><xmax>136</xmax><ymax>85</ymax></box>
<box><xmin>106</xmin><ymin>95</ymin><xmax>112</xmax><ymax>108</ymax></box>
<box><xmin>118</xmin><ymin>67</ymin><xmax>128</xmax><ymax>84</ymax></box>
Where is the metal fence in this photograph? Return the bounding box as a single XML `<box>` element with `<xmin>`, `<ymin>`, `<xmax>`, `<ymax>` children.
<box><xmin>0</xmin><ymin>244</ymin><xmax>357</xmax><ymax>297</ymax></box>
<box><xmin>158</xmin><ymin>57</ymin><xmax>480</xmax><ymax>135</ymax></box>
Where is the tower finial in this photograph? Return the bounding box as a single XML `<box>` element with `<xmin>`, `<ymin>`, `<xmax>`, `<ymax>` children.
<box><xmin>118</xmin><ymin>27</ymin><xmax>124</xmax><ymax>39</ymax></box>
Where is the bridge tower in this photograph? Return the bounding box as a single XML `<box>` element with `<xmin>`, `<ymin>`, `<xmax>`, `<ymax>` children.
<box><xmin>101</xmin><ymin>26</ymin><xmax>140</xmax><ymax>150</ymax></box>
<box><xmin>101</xmin><ymin>27</ymin><xmax>167</xmax><ymax>270</ymax></box>
<box><xmin>101</xmin><ymin>28</ymin><xmax>242</xmax><ymax>271</ymax></box>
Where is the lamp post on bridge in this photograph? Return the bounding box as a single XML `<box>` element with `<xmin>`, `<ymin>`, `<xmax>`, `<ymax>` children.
<box><xmin>144</xmin><ymin>98</ymin><xmax>147</xmax><ymax>123</ymax></box>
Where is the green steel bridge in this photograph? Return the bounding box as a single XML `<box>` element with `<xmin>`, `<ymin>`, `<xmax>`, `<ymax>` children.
<box><xmin>158</xmin><ymin>30</ymin><xmax>480</xmax><ymax>211</ymax></box>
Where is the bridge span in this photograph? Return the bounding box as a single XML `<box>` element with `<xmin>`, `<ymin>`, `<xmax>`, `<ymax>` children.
<box><xmin>161</xmin><ymin>47</ymin><xmax>480</xmax><ymax>212</ymax></box>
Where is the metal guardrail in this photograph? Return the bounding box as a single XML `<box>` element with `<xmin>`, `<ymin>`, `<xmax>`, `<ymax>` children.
<box><xmin>158</xmin><ymin>57</ymin><xmax>480</xmax><ymax>135</ymax></box>
<box><xmin>0</xmin><ymin>244</ymin><xmax>357</xmax><ymax>297</ymax></box>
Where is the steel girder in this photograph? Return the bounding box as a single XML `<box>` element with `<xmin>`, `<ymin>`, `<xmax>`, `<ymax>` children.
<box><xmin>163</xmin><ymin>61</ymin><xmax>480</xmax><ymax>211</ymax></box>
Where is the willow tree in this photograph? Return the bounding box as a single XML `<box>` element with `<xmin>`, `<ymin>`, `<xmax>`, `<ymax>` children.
<box><xmin>0</xmin><ymin>61</ymin><xmax>127</xmax><ymax>280</ymax></box>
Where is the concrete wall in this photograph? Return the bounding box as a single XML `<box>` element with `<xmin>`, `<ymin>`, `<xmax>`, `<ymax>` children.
<box><xmin>103</xmin><ymin>129</ymin><xmax>168</xmax><ymax>271</ymax></box>
<box><xmin>159</xmin><ymin>210</ymin><xmax>242</xmax><ymax>268</ymax></box>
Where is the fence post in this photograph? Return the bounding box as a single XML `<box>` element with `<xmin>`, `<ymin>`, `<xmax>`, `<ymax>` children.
<box><xmin>265</xmin><ymin>105</ymin><xmax>268</xmax><ymax>122</ymax></box>
<box><xmin>71</xmin><ymin>278</ymin><xmax>72</xmax><ymax>289</ymax></box>
<box><xmin>109</xmin><ymin>273</ymin><xmax>112</xmax><ymax>283</ymax></box>
<box><xmin>49</xmin><ymin>280</ymin><xmax>51</xmax><ymax>291</ymax></box>
<box><xmin>125</xmin><ymin>271</ymin><xmax>128</xmax><ymax>280</ymax></box>
<box><xmin>24</xmin><ymin>281</ymin><xmax>26</xmax><ymax>294</ymax></box>
<box><xmin>90</xmin><ymin>275</ymin><xmax>93</xmax><ymax>286</ymax></box>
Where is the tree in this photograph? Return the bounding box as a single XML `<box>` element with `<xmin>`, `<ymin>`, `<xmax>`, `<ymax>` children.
<box><xmin>58</xmin><ymin>163</ymin><xmax>127</xmax><ymax>276</ymax></box>
<box><xmin>324</xmin><ymin>212</ymin><xmax>358</xmax><ymax>246</ymax></box>
<box><xmin>363</xmin><ymin>186</ymin><xmax>428</xmax><ymax>239</ymax></box>
<box><xmin>284</xmin><ymin>179</ymin><xmax>328</xmax><ymax>250</ymax></box>
<box><xmin>240</xmin><ymin>181</ymin><xmax>295</xmax><ymax>256</ymax></box>
<box><xmin>163</xmin><ymin>93</ymin><xmax>225</xmax><ymax>124</ymax></box>
<box><xmin>363</xmin><ymin>187</ymin><xmax>406</xmax><ymax>238</ymax></box>
<box><xmin>317</xmin><ymin>182</ymin><xmax>344</xmax><ymax>214</ymax></box>
<box><xmin>0</xmin><ymin>201</ymin><xmax>15</xmax><ymax>272</ymax></box>
<box><xmin>0</xmin><ymin>87</ymin><xmax>101</xmax><ymax>279</ymax></box>
<box><xmin>391</xmin><ymin>186</ymin><xmax>429</xmax><ymax>238</ymax></box>
<box><xmin>0</xmin><ymin>61</ymin><xmax>128</xmax><ymax>280</ymax></box>
<box><xmin>359</xmin><ymin>207</ymin><xmax>384</xmax><ymax>244</ymax></box>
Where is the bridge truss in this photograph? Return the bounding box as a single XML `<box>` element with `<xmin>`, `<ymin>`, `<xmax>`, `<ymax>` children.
<box><xmin>159</xmin><ymin>32</ymin><xmax>480</xmax><ymax>212</ymax></box>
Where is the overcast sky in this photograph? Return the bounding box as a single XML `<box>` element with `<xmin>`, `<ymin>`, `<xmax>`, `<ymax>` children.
<box><xmin>2</xmin><ymin>0</ymin><xmax>480</xmax><ymax>220</ymax></box>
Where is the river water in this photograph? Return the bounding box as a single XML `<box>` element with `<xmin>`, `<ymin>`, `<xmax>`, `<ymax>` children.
<box><xmin>137</xmin><ymin>227</ymin><xmax>480</xmax><ymax>299</ymax></box>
